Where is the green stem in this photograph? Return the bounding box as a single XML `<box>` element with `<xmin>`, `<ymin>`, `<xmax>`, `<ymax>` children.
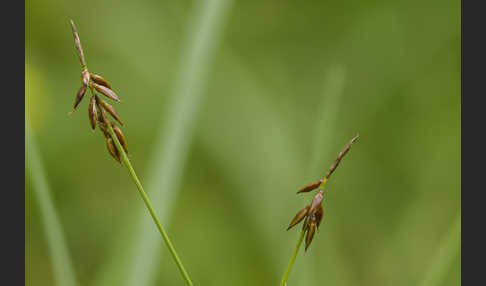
<box><xmin>280</xmin><ymin>226</ymin><xmax>306</xmax><ymax>286</ymax></box>
<box><xmin>89</xmin><ymin>87</ymin><xmax>194</xmax><ymax>286</ymax></box>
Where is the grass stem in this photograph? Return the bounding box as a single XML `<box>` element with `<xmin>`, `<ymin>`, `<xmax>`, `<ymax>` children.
<box><xmin>280</xmin><ymin>227</ymin><xmax>306</xmax><ymax>286</ymax></box>
<box><xmin>104</xmin><ymin>117</ymin><xmax>194</xmax><ymax>286</ymax></box>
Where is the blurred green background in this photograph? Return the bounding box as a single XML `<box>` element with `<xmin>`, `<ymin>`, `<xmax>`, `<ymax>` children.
<box><xmin>25</xmin><ymin>0</ymin><xmax>460</xmax><ymax>285</ymax></box>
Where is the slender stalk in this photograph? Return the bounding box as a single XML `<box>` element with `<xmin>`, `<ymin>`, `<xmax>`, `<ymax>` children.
<box><xmin>89</xmin><ymin>85</ymin><xmax>194</xmax><ymax>286</ymax></box>
<box><xmin>280</xmin><ymin>227</ymin><xmax>306</xmax><ymax>286</ymax></box>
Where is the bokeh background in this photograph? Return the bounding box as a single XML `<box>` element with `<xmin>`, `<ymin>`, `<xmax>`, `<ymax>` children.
<box><xmin>25</xmin><ymin>0</ymin><xmax>460</xmax><ymax>285</ymax></box>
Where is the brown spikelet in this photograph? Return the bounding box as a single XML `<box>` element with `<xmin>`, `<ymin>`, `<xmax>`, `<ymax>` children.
<box><xmin>92</xmin><ymin>83</ymin><xmax>120</xmax><ymax>102</ymax></box>
<box><xmin>73</xmin><ymin>85</ymin><xmax>87</xmax><ymax>110</ymax></box>
<box><xmin>297</xmin><ymin>179</ymin><xmax>323</xmax><ymax>194</ymax></box>
<box><xmin>70</xmin><ymin>20</ymin><xmax>86</xmax><ymax>68</ymax></box>
<box><xmin>315</xmin><ymin>205</ymin><xmax>324</xmax><ymax>230</ymax></box>
<box><xmin>287</xmin><ymin>205</ymin><xmax>310</xmax><ymax>231</ymax></box>
<box><xmin>90</xmin><ymin>73</ymin><xmax>111</xmax><ymax>89</ymax></box>
<box><xmin>106</xmin><ymin>138</ymin><xmax>121</xmax><ymax>163</ymax></box>
<box><xmin>89</xmin><ymin>96</ymin><xmax>98</xmax><ymax>130</ymax></box>
<box><xmin>112</xmin><ymin>123</ymin><xmax>128</xmax><ymax>154</ymax></box>
<box><xmin>325</xmin><ymin>134</ymin><xmax>360</xmax><ymax>179</ymax></box>
<box><xmin>305</xmin><ymin>220</ymin><xmax>316</xmax><ymax>251</ymax></box>
<box><xmin>308</xmin><ymin>190</ymin><xmax>324</xmax><ymax>217</ymax></box>
<box><xmin>99</xmin><ymin>99</ymin><xmax>123</xmax><ymax>125</ymax></box>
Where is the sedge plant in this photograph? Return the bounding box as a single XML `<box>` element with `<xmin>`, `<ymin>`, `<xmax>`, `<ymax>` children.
<box><xmin>280</xmin><ymin>134</ymin><xmax>359</xmax><ymax>286</ymax></box>
<box><xmin>68</xmin><ymin>20</ymin><xmax>194</xmax><ymax>286</ymax></box>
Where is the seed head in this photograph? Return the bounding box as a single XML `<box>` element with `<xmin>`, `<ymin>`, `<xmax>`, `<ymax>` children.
<box><xmin>69</xmin><ymin>20</ymin><xmax>129</xmax><ymax>165</ymax></box>
<box><xmin>285</xmin><ymin>135</ymin><xmax>359</xmax><ymax>254</ymax></box>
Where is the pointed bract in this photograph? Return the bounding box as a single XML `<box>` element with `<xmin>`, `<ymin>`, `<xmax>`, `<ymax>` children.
<box><xmin>92</xmin><ymin>83</ymin><xmax>120</xmax><ymax>102</ymax></box>
<box><xmin>112</xmin><ymin>123</ymin><xmax>128</xmax><ymax>154</ymax></box>
<box><xmin>297</xmin><ymin>179</ymin><xmax>323</xmax><ymax>194</ymax></box>
<box><xmin>73</xmin><ymin>85</ymin><xmax>87</xmax><ymax>110</ymax></box>
<box><xmin>315</xmin><ymin>205</ymin><xmax>324</xmax><ymax>230</ymax></box>
<box><xmin>308</xmin><ymin>190</ymin><xmax>324</xmax><ymax>217</ymax></box>
<box><xmin>99</xmin><ymin>99</ymin><xmax>123</xmax><ymax>125</ymax></box>
<box><xmin>89</xmin><ymin>96</ymin><xmax>98</xmax><ymax>130</ymax></box>
<box><xmin>70</xmin><ymin>20</ymin><xmax>86</xmax><ymax>67</ymax></box>
<box><xmin>305</xmin><ymin>220</ymin><xmax>316</xmax><ymax>251</ymax></box>
<box><xmin>287</xmin><ymin>205</ymin><xmax>310</xmax><ymax>231</ymax></box>
<box><xmin>90</xmin><ymin>73</ymin><xmax>111</xmax><ymax>89</ymax></box>
<box><xmin>106</xmin><ymin>138</ymin><xmax>121</xmax><ymax>163</ymax></box>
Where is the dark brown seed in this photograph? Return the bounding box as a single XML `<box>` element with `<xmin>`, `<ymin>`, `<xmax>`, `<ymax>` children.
<box><xmin>92</xmin><ymin>83</ymin><xmax>120</xmax><ymax>102</ymax></box>
<box><xmin>70</xmin><ymin>20</ymin><xmax>86</xmax><ymax>68</ymax></box>
<box><xmin>111</xmin><ymin>123</ymin><xmax>128</xmax><ymax>154</ymax></box>
<box><xmin>287</xmin><ymin>205</ymin><xmax>310</xmax><ymax>231</ymax></box>
<box><xmin>297</xmin><ymin>179</ymin><xmax>323</xmax><ymax>194</ymax></box>
<box><xmin>88</xmin><ymin>96</ymin><xmax>98</xmax><ymax>130</ymax></box>
<box><xmin>315</xmin><ymin>205</ymin><xmax>324</xmax><ymax>230</ymax></box>
<box><xmin>305</xmin><ymin>220</ymin><xmax>316</xmax><ymax>251</ymax></box>
<box><xmin>90</xmin><ymin>73</ymin><xmax>111</xmax><ymax>89</ymax></box>
<box><xmin>308</xmin><ymin>190</ymin><xmax>324</xmax><ymax>217</ymax></box>
<box><xmin>106</xmin><ymin>138</ymin><xmax>121</xmax><ymax>164</ymax></box>
<box><xmin>81</xmin><ymin>69</ymin><xmax>90</xmax><ymax>86</ymax></box>
<box><xmin>99</xmin><ymin>99</ymin><xmax>123</xmax><ymax>125</ymax></box>
<box><xmin>73</xmin><ymin>85</ymin><xmax>87</xmax><ymax>110</ymax></box>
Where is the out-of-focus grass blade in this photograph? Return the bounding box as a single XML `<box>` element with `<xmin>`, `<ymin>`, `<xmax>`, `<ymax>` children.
<box><xmin>26</xmin><ymin>125</ymin><xmax>77</xmax><ymax>286</ymax></box>
<box><xmin>94</xmin><ymin>1</ymin><xmax>233</xmax><ymax>285</ymax></box>
<box><xmin>418</xmin><ymin>212</ymin><xmax>460</xmax><ymax>286</ymax></box>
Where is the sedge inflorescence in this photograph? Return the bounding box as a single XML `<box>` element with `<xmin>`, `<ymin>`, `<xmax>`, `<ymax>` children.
<box><xmin>286</xmin><ymin>134</ymin><xmax>359</xmax><ymax>251</ymax></box>
<box><xmin>69</xmin><ymin>20</ymin><xmax>128</xmax><ymax>163</ymax></box>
